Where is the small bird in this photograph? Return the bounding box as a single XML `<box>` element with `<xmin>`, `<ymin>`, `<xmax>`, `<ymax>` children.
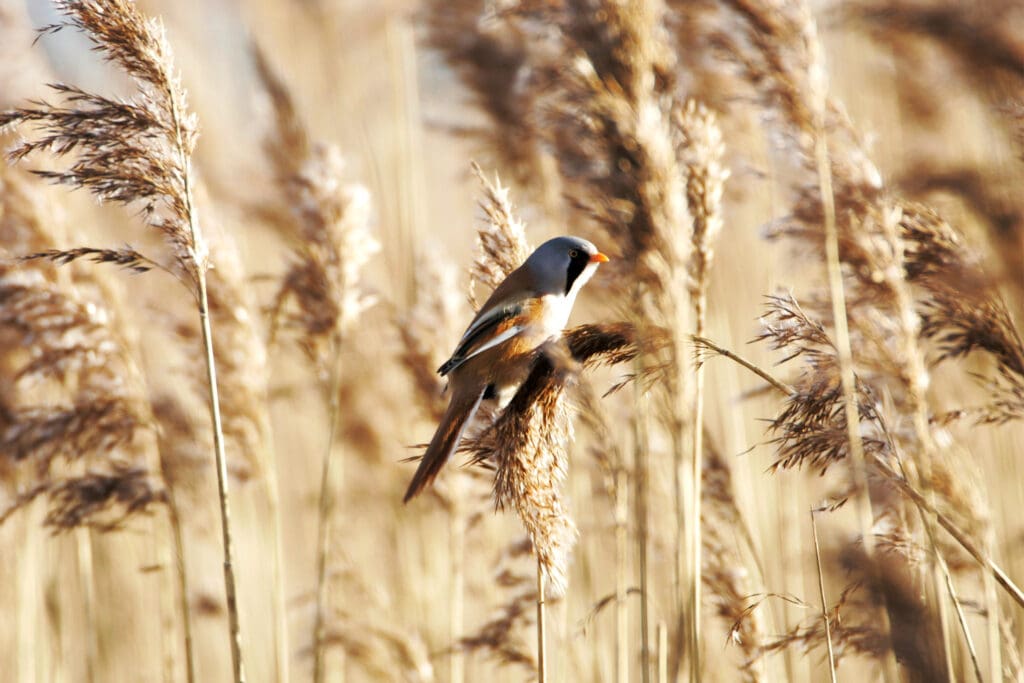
<box><xmin>403</xmin><ymin>235</ymin><xmax>609</xmax><ymax>502</ymax></box>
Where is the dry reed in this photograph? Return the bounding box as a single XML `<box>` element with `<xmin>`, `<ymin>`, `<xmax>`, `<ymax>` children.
<box><xmin>254</xmin><ymin>45</ymin><xmax>378</xmax><ymax>683</ymax></box>
<box><xmin>3</xmin><ymin>1</ymin><xmax>1024</xmax><ymax>681</ymax></box>
<box><xmin>0</xmin><ymin>1</ymin><xmax>247</xmax><ymax>678</ymax></box>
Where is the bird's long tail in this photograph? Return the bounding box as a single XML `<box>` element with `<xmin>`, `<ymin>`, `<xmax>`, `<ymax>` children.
<box><xmin>403</xmin><ymin>386</ymin><xmax>485</xmax><ymax>503</ymax></box>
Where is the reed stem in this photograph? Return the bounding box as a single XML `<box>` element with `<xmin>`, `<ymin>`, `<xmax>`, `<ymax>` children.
<box><xmin>165</xmin><ymin>60</ymin><xmax>246</xmax><ymax>680</ymax></box>
<box><xmin>615</xmin><ymin>468</ymin><xmax>629</xmax><ymax>683</ymax></box>
<box><xmin>537</xmin><ymin>556</ymin><xmax>547</xmax><ymax>683</ymax></box>
<box><xmin>75</xmin><ymin>528</ymin><xmax>98</xmax><ymax>683</ymax></box>
<box><xmin>690</xmin><ymin>272</ymin><xmax>709</xmax><ymax>683</ymax></box>
<box><xmin>699</xmin><ymin>335</ymin><xmax>1024</xmax><ymax>608</ymax></box>
<box><xmin>633</xmin><ymin>364</ymin><xmax>651</xmax><ymax>683</ymax></box>
<box><xmin>657</xmin><ymin>621</ymin><xmax>667</xmax><ymax>683</ymax></box>
<box><xmin>810</xmin><ymin>508</ymin><xmax>837</xmax><ymax>683</ymax></box>
<box><xmin>165</xmin><ymin>492</ymin><xmax>196</xmax><ymax>683</ymax></box>
<box><xmin>808</xmin><ymin>29</ymin><xmax>897</xmax><ymax>680</ymax></box>
<box><xmin>259</xmin><ymin>450</ymin><xmax>290</xmax><ymax>683</ymax></box>
<box><xmin>313</xmin><ymin>343</ymin><xmax>346</xmax><ymax>683</ymax></box>
<box><xmin>450</xmin><ymin>478</ymin><xmax>466</xmax><ymax>683</ymax></box>
<box><xmin>195</xmin><ymin>272</ymin><xmax>246</xmax><ymax>683</ymax></box>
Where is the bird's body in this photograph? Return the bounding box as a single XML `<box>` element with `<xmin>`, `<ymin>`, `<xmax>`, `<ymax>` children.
<box><xmin>403</xmin><ymin>236</ymin><xmax>608</xmax><ymax>502</ymax></box>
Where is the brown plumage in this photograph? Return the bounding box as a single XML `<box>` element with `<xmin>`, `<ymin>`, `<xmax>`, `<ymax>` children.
<box><xmin>403</xmin><ymin>236</ymin><xmax>608</xmax><ymax>502</ymax></box>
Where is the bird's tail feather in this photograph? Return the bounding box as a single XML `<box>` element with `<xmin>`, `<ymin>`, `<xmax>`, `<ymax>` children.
<box><xmin>403</xmin><ymin>387</ymin><xmax>485</xmax><ymax>502</ymax></box>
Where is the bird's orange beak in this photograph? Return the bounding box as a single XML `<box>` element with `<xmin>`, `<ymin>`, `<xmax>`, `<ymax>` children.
<box><xmin>590</xmin><ymin>252</ymin><xmax>610</xmax><ymax>264</ymax></box>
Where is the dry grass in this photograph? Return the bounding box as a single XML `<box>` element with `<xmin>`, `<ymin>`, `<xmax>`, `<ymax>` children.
<box><xmin>1</xmin><ymin>0</ymin><xmax>1024</xmax><ymax>682</ymax></box>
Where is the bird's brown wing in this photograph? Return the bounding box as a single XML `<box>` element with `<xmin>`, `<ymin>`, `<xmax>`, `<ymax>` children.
<box><xmin>437</xmin><ymin>300</ymin><xmax>525</xmax><ymax>376</ymax></box>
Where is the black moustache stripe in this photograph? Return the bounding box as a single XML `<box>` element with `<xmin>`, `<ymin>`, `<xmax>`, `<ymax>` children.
<box><xmin>565</xmin><ymin>253</ymin><xmax>588</xmax><ymax>294</ymax></box>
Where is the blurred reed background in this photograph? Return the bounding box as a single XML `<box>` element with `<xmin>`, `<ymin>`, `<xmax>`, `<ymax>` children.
<box><xmin>1</xmin><ymin>0</ymin><xmax>1024</xmax><ymax>682</ymax></box>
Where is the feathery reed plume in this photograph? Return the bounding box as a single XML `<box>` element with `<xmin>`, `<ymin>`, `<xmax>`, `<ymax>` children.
<box><xmin>397</xmin><ymin>249</ymin><xmax>467</xmax><ymax>422</ymax></box>
<box><xmin>258</xmin><ymin>46</ymin><xmax>379</xmax><ymax>374</ymax></box>
<box><xmin>253</xmin><ymin>46</ymin><xmax>378</xmax><ymax>683</ymax></box>
<box><xmin>532</xmin><ymin>3</ymin><xmax>699</xmax><ymax>674</ymax></box>
<box><xmin>265</xmin><ymin>146</ymin><xmax>377</xmax><ymax>376</ymax></box>
<box><xmin>735</xmin><ymin>542</ymin><xmax>945</xmax><ymax>679</ymax></box>
<box><xmin>751</xmin><ymin>547</ymin><xmax>948</xmax><ymax>678</ymax></box>
<box><xmin>706</xmin><ymin>4</ymin><xmax>1016</xmax><ymax>676</ymax></box>
<box><xmin>424</xmin><ymin>1</ymin><xmax>546</xmax><ymax>187</ymax></box>
<box><xmin>467</xmin><ymin>322</ymin><xmax>649</xmax><ymax>596</ymax></box>
<box><xmin>462</xmin><ymin>166</ymin><xmax>647</xmax><ymax>599</ymax></box>
<box><xmin>467</xmin><ymin>162</ymin><xmax>532</xmax><ymax>305</ymax></box>
<box><xmin>463</xmin><ymin>163</ymin><xmax>558</xmax><ymax>677</ymax></box>
<box><xmin>0</xmin><ymin>160</ymin><xmax>168</xmax><ymax>680</ymax></box>
<box><xmin>700</xmin><ymin>331</ymin><xmax>1024</xmax><ymax>608</ymax></box>
<box><xmin>0</xmin><ymin>1</ymin><xmax>247</xmax><ymax>677</ymax></box>
<box><xmin>757</xmin><ymin>294</ymin><xmax>891</xmax><ymax>477</ymax></box>
<box><xmin>896</xmin><ymin>166</ymin><xmax>1024</xmax><ymax>300</ymax></box>
<box><xmin>0</xmin><ymin>164</ymin><xmax>159</xmax><ymax>530</ymax></box>
<box><xmin>848</xmin><ymin>1</ymin><xmax>1024</xmax><ymax>100</ymax></box>
<box><xmin>902</xmin><ymin>204</ymin><xmax>1024</xmax><ymax>424</ymax></box>
<box><xmin>680</xmin><ymin>98</ymin><xmax>728</xmax><ymax>683</ymax></box>
<box><xmin>470</xmin><ymin>340</ymin><xmax>577</xmax><ymax>597</ymax></box>
<box><xmin>837</xmin><ymin>545</ymin><xmax>950</xmax><ymax>681</ymax></box>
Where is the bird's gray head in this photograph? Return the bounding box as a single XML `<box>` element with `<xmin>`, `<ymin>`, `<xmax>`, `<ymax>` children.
<box><xmin>523</xmin><ymin>236</ymin><xmax>609</xmax><ymax>297</ymax></box>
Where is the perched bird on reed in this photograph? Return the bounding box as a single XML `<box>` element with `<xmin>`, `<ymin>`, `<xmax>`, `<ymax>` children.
<box><xmin>403</xmin><ymin>236</ymin><xmax>609</xmax><ymax>502</ymax></box>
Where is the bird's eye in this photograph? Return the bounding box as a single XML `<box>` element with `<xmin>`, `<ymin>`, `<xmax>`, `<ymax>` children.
<box><xmin>568</xmin><ymin>249</ymin><xmax>579</xmax><ymax>259</ymax></box>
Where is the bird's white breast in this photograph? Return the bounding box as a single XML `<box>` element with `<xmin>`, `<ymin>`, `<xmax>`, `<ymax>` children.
<box><xmin>537</xmin><ymin>293</ymin><xmax>573</xmax><ymax>337</ymax></box>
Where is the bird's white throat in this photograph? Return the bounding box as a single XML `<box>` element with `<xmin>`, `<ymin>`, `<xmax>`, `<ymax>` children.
<box><xmin>539</xmin><ymin>260</ymin><xmax>599</xmax><ymax>336</ymax></box>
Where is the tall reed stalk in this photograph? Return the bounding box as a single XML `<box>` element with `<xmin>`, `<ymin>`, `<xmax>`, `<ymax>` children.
<box><xmin>192</xmin><ymin>211</ymin><xmax>246</xmax><ymax>683</ymax></box>
<box><xmin>75</xmin><ymin>528</ymin><xmax>98</xmax><ymax>683</ymax></box>
<box><xmin>449</xmin><ymin>479</ymin><xmax>466</xmax><ymax>683</ymax></box>
<box><xmin>164</xmin><ymin>483</ymin><xmax>196</xmax><ymax>683</ymax></box>
<box><xmin>632</xmin><ymin>345</ymin><xmax>651</xmax><ymax>683</ymax></box>
<box><xmin>313</xmin><ymin>346</ymin><xmax>346</xmax><ymax>683</ymax></box>
<box><xmin>614</xmin><ymin>468</ymin><xmax>629</xmax><ymax>683</ymax></box>
<box><xmin>681</xmin><ymin>100</ymin><xmax>727</xmax><ymax>683</ymax></box>
<box><xmin>805</xmin><ymin>17</ymin><xmax>896</xmax><ymax>681</ymax></box>
<box><xmin>810</xmin><ymin>508</ymin><xmax>837</xmax><ymax>683</ymax></box>
<box><xmin>0</xmin><ymin>1</ymin><xmax>246</xmax><ymax>678</ymax></box>
<box><xmin>536</xmin><ymin>557</ymin><xmax>547</xmax><ymax>683</ymax></box>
